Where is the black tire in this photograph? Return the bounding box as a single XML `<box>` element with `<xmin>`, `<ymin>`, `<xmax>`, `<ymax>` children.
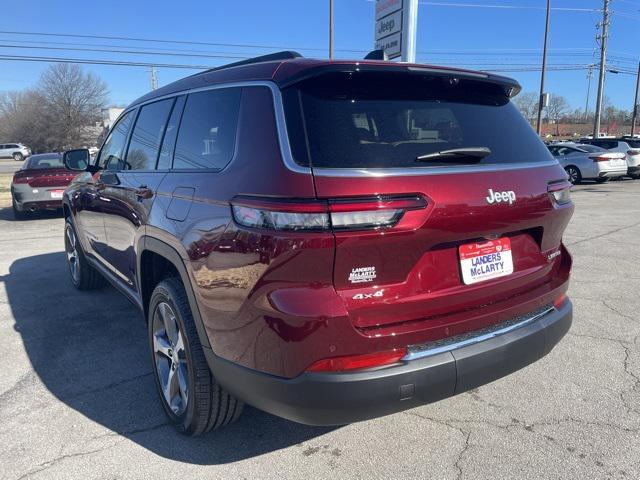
<box><xmin>595</xmin><ymin>177</ymin><xmax>610</xmax><ymax>184</ymax></box>
<box><xmin>12</xmin><ymin>152</ymin><xmax>23</xmax><ymax>161</ymax></box>
<box><xmin>565</xmin><ymin>166</ymin><xmax>582</xmax><ymax>185</ymax></box>
<box><xmin>12</xmin><ymin>197</ymin><xmax>26</xmax><ymax>220</ymax></box>
<box><xmin>148</xmin><ymin>277</ymin><xmax>243</xmax><ymax>435</ymax></box>
<box><xmin>631</xmin><ymin>174</ymin><xmax>640</xmax><ymax>180</ymax></box>
<box><xmin>64</xmin><ymin>218</ymin><xmax>104</xmax><ymax>290</ymax></box>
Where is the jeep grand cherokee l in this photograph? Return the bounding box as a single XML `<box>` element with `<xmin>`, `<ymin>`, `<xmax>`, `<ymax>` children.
<box><xmin>61</xmin><ymin>51</ymin><xmax>574</xmax><ymax>435</ymax></box>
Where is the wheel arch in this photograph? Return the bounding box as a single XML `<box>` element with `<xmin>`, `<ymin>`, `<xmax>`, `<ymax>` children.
<box><xmin>138</xmin><ymin>237</ymin><xmax>211</xmax><ymax>349</ymax></box>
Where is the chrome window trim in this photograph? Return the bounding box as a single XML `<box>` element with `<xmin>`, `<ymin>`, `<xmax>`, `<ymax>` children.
<box><xmin>121</xmin><ymin>81</ymin><xmax>312</xmax><ymax>175</ymax></box>
<box><xmin>402</xmin><ymin>306</ymin><xmax>555</xmax><ymax>361</ymax></box>
<box><xmin>311</xmin><ymin>161</ymin><xmax>560</xmax><ymax>177</ymax></box>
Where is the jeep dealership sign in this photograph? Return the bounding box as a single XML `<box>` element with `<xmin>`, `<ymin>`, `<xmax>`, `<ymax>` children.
<box><xmin>374</xmin><ymin>0</ymin><xmax>418</xmax><ymax>62</ymax></box>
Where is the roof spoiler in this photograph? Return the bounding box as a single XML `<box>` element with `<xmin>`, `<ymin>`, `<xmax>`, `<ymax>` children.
<box><xmin>277</xmin><ymin>63</ymin><xmax>522</xmax><ymax>97</ymax></box>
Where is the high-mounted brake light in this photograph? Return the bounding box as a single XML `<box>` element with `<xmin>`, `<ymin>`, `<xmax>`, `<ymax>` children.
<box><xmin>547</xmin><ymin>182</ymin><xmax>572</xmax><ymax>205</ymax></box>
<box><xmin>231</xmin><ymin>195</ymin><xmax>427</xmax><ymax>232</ymax></box>
<box><xmin>306</xmin><ymin>348</ymin><xmax>407</xmax><ymax>372</ymax></box>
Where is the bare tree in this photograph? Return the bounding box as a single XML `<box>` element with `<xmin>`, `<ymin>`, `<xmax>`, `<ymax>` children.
<box><xmin>513</xmin><ymin>91</ymin><xmax>538</xmax><ymax>126</ymax></box>
<box><xmin>546</xmin><ymin>94</ymin><xmax>569</xmax><ymax>136</ymax></box>
<box><xmin>0</xmin><ymin>63</ymin><xmax>108</xmax><ymax>152</ymax></box>
<box><xmin>39</xmin><ymin>63</ymin><xmax>108</xmax><ymax>149</ymax></box>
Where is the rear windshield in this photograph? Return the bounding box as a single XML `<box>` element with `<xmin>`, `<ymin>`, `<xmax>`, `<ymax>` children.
<box><xmin>283</xmin><ymin>71</ymin><xmax>552</xmax><ymax>169</ymax></box>
<box><xmin>25</xmin><ymin>154</ymin><xmax>63</xmax><ymax>169</ymax></box>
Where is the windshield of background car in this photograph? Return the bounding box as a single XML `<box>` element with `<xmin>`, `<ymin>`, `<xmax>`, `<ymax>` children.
<box><xmin>282</xmin><ymin>71</ymin><xmax>553</xmax><ymax>169</ymax></box>
<box><xmin>24</xmin><ymin>154</ymin><xmax>63</xmax><ymax>169</ymax></box>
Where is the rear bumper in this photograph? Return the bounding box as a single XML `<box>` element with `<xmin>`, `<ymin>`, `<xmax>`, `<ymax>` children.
<box><xmin>204</xmin><ymin>300</ymin><xmax>572</xmax><ymax>426</ymax></box>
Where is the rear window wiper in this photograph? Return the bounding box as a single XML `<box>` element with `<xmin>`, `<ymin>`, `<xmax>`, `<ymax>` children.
<box><xmin>415</xmin><ymin>147</ymin><xmax>491</xmax><ymax>163</ymax></box>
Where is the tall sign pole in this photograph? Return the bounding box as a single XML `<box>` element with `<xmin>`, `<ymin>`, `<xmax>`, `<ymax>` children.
<box><xmin>593</xmin><ymin>0</ymin><xmax>610</xmax><ymax>139</ymax></box>
<box><xmin>536</xmin><ymin>0</ymin><xmax>551</xmax><ymax>136</ymax></box>
<box><xmin>631</xmin><ymin>62</ymin><xmax>640</xmax><ymax>137</ymax></box>
<box><xmin>329</xmin><ymin>0</ymin><xmax>334</xmax><ymax>59</ymax></box>
<box><xmin>375</xmin><ymin>0</ymin><xmax>418</xmax><ymax>62</ymax></box>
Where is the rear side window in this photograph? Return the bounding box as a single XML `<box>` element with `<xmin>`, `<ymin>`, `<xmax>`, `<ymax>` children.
<box><xmin>98</xmin><ymin>110</ymin><xmax>134</xmax><ymax>170</ymax></box>
<box><xmin>126</xmin><ymin>98</ymin><xmax>175</xmax><ymax>170</ymax></box>
<box><xmin>283</xmin><ymin>72</ymin><xmax>552</xmax><ymax>169</ymax></box>
<box><xmin>173</xmin><ymin>88</ymin><xmax>241</xmax><ymax>170</ymax></box>
<box><xmin>157</xmin><ymin>96</ymin><xmax>185</xmax><ymax>170</ymax></box>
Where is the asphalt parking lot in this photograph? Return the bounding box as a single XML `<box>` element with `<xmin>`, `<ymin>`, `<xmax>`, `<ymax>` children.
<box><xmin>0</xmin><ymin>178</ymin><xmax>639</xmax><ymax>480</ymax></box>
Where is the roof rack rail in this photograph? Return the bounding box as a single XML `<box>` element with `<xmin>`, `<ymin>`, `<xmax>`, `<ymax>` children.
<box><xmin>198</xmin><ymin>50</ymin><xmax>303</xmax><ymax>75</ymax></box>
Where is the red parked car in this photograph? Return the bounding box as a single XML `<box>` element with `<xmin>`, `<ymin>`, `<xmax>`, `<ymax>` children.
<box><xmin>11</xmin><ymin>153</ymin><xmax>80</xmax><ymax>219</ymax></box>
<box><xmin>61</xmin><ymin>51</ymin><xmax>574</xmax><ymax>435</ymax></box>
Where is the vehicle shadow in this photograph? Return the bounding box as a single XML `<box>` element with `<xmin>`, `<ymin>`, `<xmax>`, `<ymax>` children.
<box><xmin>0</xmin><ymin>207</ymin><xmax>63</xmax><ymax>222</ymax></box>
<box><xmin>3</xmin><ymin>252</ymin><xmax>336</xmax><ymax>464</ymax></box>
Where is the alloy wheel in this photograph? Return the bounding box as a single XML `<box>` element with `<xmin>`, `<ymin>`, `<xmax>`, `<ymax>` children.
<box><xmin>566</xmin><ymin>167</ymin><xmax>579</xmax><ymax>184</ymax></box>
<box><xmin>65</xmin><ymin>226</ymin><xmax>80</xmax><ymax>283</ymax></box>
<box><xmin>152</xmin><ymin>301</ymin><xmax>189</xmax><ymax>416</ymax></box>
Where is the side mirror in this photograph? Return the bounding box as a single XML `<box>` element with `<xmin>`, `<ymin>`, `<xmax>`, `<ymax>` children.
<box><xmin>63</xmin><ymin>149</ymin><xmax>91</xmax><ymax>171</ymax></box>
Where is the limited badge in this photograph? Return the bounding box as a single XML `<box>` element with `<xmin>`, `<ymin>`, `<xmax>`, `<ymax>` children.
<box><xmin>348</xmin><ymin>266</ymin><xmax>377</xmax><ymax>284</ymax></box>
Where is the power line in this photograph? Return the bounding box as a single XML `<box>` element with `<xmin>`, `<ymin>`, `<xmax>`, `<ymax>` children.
<box><xmin>417</xmin><ymin>1</ymin><xmax>601</xmax><ymax>12</ymax></box>
<box><xmin>0</xmin><ymin>29</ymin><xmax>364</xmax><ymax>53</ymax></box>
<box><xmin>0</xmin><ymin>54</ymin><xmax>210</xmax><ymax>70</ymax></box>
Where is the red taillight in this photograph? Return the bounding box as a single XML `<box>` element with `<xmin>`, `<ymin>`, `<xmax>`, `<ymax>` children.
<box><xmin>12</xmin><ymin>173</ymin><xmax>31</xmax><ymax>184</ymax></box>
<box><xmin>231</xmin><ymin>195</ymin><xmax>427</xmax><ymax>232</ymax></box>
<box><xmin>547</xmin><ymin>181</ymin><xmax>572</xmax><ymax>205</ymax></box>
<box><xmin>553</xmin><ymin>293</ymin><xmax>567</xmax><ymax>309</ymax></box>
<box><xmin>306</xmin><ymin>348</ymin><xmax>407</xmax><ymax>372</ymax></box>
<box><xmin>590</xmin><ymin>153</ymin><xmax>624</xmax><ymax>162</ymax></box>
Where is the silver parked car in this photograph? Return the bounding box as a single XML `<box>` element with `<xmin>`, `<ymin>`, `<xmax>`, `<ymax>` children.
<box><xmin>0</xmin><ymin>143</ymin><xmax>31</xmax><ymax>161</ymax></box>
<box><xmin>547</xmin><ymin>142</ymin><xmax>627</xmax><ymax>184</ymax></box>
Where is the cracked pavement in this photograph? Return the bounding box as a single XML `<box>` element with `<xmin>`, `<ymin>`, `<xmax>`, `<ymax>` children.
<box><xmin>1</xmin><ymin>179</ymin><xmax>639</xmax><ymax>479</ymax></box>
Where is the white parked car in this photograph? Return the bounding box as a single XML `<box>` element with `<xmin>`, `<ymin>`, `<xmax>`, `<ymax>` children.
<box><xmin>0</xmin><ymin>143</ymin><xmax>31</xmax><ymax>161</ymax></box>
<box><xmin>547</xmin><ymin>142</ymin><xmax>627</xmax><ymax>184</ymax></box>
<box><xmin>579</xmin><ymin>138</ymin><xmax>640</xmax><ymax>179</ymax></box>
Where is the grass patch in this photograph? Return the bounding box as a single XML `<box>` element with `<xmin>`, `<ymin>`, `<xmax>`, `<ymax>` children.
<box><xmin>0</xmin><ymin>174</ymin><xmax>12</xmax><ymax>208</ymax></box>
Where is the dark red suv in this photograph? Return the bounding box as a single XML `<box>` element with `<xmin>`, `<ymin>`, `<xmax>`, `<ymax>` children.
<box><xmin>62</xmin><ymin>51</ymin><xmax>574</xmax><ymax>435</ymax></box>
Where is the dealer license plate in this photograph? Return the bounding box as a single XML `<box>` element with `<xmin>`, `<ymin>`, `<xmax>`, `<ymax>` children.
<box><xmin>459</xmin><ymin>237</ymin><xmax>514</xmax><ymax>285</ymax></box>
<box><xmin>50</xmin><ymin>190</ymin><xmax>64</xmax><ymax>199</ymax></box>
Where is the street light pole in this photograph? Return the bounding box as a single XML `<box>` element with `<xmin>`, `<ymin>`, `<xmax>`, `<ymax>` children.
<box><xmin>536</xmin><ymin>0</ymin><xmax>551</xmax><ymax>136</ymax></box>
<box><xmin>593</xmin><ymin>0</ymin><xmax>610</xmax><ymax>138</ymax></box>
<box><xmin>329</xmin><ymin>0</ymin><xmax>334</xmax><ymax>59</ymax></box>
<box><xmin>631</xmin><ymin>62</ymin><xmax>640</xmax><ymax>137</ymax></box>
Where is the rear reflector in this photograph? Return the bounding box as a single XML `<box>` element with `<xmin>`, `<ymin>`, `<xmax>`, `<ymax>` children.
<box><xmin>306</xmin><ymin>348</ymin><xmax>407</xmax><ymax>372</ymax></box>
<box><xmin>231</xmin><ymin>195</ymin><xmax>427</xmax><ymax>232</ymax></box>
<box><xmin>553</xmin><ymin>293</ymin><xmax>567</xmax><ymax>309</ymax></box>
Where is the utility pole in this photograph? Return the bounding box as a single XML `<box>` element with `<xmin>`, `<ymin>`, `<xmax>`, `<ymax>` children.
<box><xmin>329</xmin><ymin>0</ymin><xmax>334</xmax><ymax>59</ymax></box>
<box><xmin>536</xmin><ymin>0</ymin><xmax>551</xmax><ymax>136</ymax></box>
<box><xmin>150</xmin><ymin>66</ymin><xmax>158</xmax><ymax>90</ymax></box>
<box><xmin>631</xmin><ymin>62</ymin><xmax>640</xmax><ymax>137</ymax></box>
<box><xmin>584</xmin><ymin>65</ymin><xmax>594</xmax><ymax>121</ymax></box>
<box><xmin>593</xmin><ymin>0</ymin><xmax>610</xmax><ymax>138</ymax></box>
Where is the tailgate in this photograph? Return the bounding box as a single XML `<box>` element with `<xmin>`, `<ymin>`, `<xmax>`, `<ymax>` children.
<box><xmin>316</xmin><ymin>164</ymin><xmax>573</xmax><ymax>330</ymax></box>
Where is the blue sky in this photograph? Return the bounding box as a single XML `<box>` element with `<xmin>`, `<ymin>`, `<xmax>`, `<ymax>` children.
<box><xmin>1</xmin><ymin>0</ymin><xmax>639</xmax><ymax>111</ymax></box>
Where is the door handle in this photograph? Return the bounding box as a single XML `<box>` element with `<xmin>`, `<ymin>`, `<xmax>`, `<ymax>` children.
<box><xmin>135</xmin><ymin>185</ymin><xmax>154</xmax><ymax>201</ymax></box>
